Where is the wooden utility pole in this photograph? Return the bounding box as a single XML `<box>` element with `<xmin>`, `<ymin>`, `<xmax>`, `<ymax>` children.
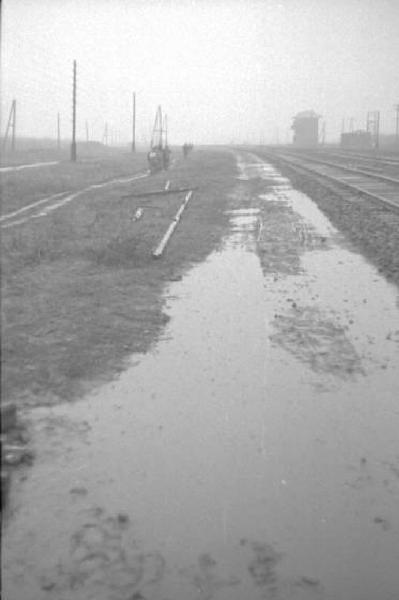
<box><xmin>394</xmin><ymin>104</ymin><xmax>399</xmax><ymax>144</ymax></box>
<box><xmin>367</xmin><ymin>110</ymin><xmax>380</xmax><ymax>149</ymax></box>
<box><xmin>11</xmin><ymin>100</ymin><xmax>16</xmax><ymax>150</ymax></box>
<box><xmin>375</xmin><ymin>111</ymin><xmax>380</xmax><ymax>149</ymax></box>
<box><xmin>71</xmin><ymin>60</ymin><xmax>77</xmax><ymax>161</ymax></box>
<box><xmin>320</xmin><ymin>121</ymin><xmax>326</xmax><ymax>145</ymax></box>
<box><xmin>103</xmin><ymin>123</ymin><xmax>108</xmax><ymax>145</ymax></box>
<box><xmin>57</xmin><ymin>112</ymin><xmax>61</xmax><ymax>150</ymax></box>
<box><xmin>132</xmin><ymin>92</ymin><xmax>136</xmax><ymax>152</ymax></box>
<box><xmin>86</xmin><ymin>120</ymin><xmax>89</xmax><ymax>143</ymax></box>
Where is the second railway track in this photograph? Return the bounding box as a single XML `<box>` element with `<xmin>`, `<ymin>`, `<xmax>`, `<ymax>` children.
<box><xmin>262</xmin><ymin>150</ymin><xmax>399</xmax><ymax>212</ymax></box>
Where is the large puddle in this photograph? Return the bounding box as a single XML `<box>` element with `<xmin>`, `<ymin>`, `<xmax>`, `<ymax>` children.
<box><xmin>3</xmin><ymin>152</ymin><xmax>399</xmax><ymax>600</ymax></box>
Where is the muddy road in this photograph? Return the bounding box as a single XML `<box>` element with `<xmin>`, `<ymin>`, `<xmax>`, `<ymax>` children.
<box><xmin>3</xmin><ymin>151</ymin><xmax>399</xmax><ymax>600</ymax></box>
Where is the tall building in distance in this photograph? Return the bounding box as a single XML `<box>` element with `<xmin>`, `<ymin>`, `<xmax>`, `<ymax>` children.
<box><xmin>291</xmin><ymin>110</ymin><xmax>320</xmax><ymax>147</ymax></box>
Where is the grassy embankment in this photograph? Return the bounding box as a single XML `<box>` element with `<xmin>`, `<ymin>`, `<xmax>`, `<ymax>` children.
<box><xmin>2</xmin><ymin>147</ymin><xmax>236</xmax><ymax>408</ymax></box>
<box><xmin>1</xmin><ymin>147</ymin><xmax>149</xmax><ymax>215</ymax></box>
<box><xmin>252</xmin><ymin>147</ymin><xmax>399</xmax><ymax>288</ymax></box>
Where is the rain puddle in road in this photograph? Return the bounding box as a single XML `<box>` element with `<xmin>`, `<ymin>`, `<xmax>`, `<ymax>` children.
<box><xmin>3</xmin><ymin>153</ymin><xmax>399</xmax><ymax>600</ymax></box>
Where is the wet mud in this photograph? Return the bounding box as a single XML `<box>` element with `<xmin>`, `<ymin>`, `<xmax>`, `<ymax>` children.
<box><xmin>3</xmin><ymin>151</ymin><xmax>399</xmax><ymax>600</ymax></box>
<box><xmin>270</xmin><ymin>305</ymin><xmax>363</xmax><ymax>378</ymax></box>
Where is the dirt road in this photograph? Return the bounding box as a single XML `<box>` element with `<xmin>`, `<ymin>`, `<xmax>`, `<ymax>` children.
<box><xmin>3</xmin><ymin>151</ymin><xmax>399</xmax><ymax>600</ymax></box>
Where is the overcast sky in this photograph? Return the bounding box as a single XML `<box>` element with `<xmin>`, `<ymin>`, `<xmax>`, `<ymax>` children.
<box><xmin>1</xmin><ymin>0</ymin><xmax>398</xmax><ymax>145</ymax></box>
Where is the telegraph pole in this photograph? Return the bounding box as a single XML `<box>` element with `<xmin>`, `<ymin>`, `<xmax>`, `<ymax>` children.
<box><xmin>375</xmin><ymin>110</ymin><xmax>380</xmax><ymax>150</ymax></box>
<box><xmin>71</xmin><ymin>60</ymin><xmax>77</xmax><ymax>161</ymax></box>
<box><xmin>132</xmin><ymin>92</ymin><xmax>136</xmax><ymax>152</ymax></box>
<box><xmin>57</xmin><ymin>112</ymin><xmax>61</xmax><ymax>150</ymax></box>
<box><xmin>394</xmin><ymin>104</ymin><xmax>399</xmax><ymax>144</ymax></box>
<box><xmin>321</xmin><ymin>121</ymin><xmax>326</xmax><ymax>145</ymax></box>
<box><xmin>367</xmin><ymin>110</ymin><xmax>380</xmax><ymax>149</ymax></box>
<box><xmin>11</xmin><ymin>100</ymin><xmax>16</xmax><ymax>151</ymax></box>
<box><xmin>86</xmin><ymin>120</ymin><xmax>89</xmax><ymax>143</ymax></box>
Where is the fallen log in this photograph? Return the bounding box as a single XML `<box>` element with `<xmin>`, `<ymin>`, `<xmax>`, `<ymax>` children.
<box><xmin>152</xmin><ymin>191</ymin><xmax>193</xmax><ymax>258</ymax></box>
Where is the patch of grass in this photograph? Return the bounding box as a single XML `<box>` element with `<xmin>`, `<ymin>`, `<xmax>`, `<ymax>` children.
<box><xmin>1</xmin><ymin>149</ymin><xmax>148</xmax><ymax>215</ymax></box>
<box><xmin>1</xmin><ymin>148</ymin><xmax>237</xmax><ymax>407</ymax></box>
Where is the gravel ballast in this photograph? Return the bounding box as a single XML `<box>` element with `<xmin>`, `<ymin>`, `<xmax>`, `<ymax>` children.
<box><xmin>257</xmin><ymin>153</ymin><xmax>399</xmax><ymax>289</ymax></box>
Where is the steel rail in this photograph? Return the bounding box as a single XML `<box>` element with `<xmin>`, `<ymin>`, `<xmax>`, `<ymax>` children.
<box><xmin>302</xmin><ymin>149</ymin><xmax>399</xmax><ymax>167</ymax></box>
<box><xmin>262</xmin><ymin>151</ymin><xmax>399</xmax><ymax>213</ymax></box>
<box><xmin>326</xmin><ymin>150</ymin><xmax>399</xmax><ymax>166</ymax></box>
<box><xmin>275</xmin><ymin>151</ymin><xmax>399</xmax><ymax>185</ymax></box>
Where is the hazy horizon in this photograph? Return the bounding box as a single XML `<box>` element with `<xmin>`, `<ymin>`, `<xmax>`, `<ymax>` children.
<box><xmin>1</xmin><ymin>0</ymin><xmax>399</xmax><ymax>146</ymax></box>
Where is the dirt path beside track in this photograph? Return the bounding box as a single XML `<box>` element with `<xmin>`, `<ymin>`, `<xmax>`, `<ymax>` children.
<box><xmin>3</xmin><ymin>149</ymin><xmax>399</xmax><ymax>600</ymax></box>
<box><xmin>252</xmin><ymin>147</ymin><xmax>399</xmax><ymax>287</ymax></box>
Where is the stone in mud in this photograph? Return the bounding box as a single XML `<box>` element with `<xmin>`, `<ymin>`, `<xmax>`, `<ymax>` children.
<box><xmin>373</xmin><ymin>516</ymin><xmax>391</xmax><ymax>531</ymax></box>
<box><xmin>3</xmin><ymin>445</ymin><xmax>34</xmax><ymax>466</ymax></box>
<box><xmin>117</xmin><ymin>512</ymin><xmax>130</xmax><ymax>525</ymax></box>
<box><xmin>39</xmin><ymin>574</ymin><xmax>56</xmax><ymax>591</ymax></box>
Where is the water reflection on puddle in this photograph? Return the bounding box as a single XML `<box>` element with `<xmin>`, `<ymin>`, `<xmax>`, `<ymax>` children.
<box><xmin>224</xmin><ymin>208</ymin><xmax>260</xmax><ymax>243</ymax></box>
<box><xmin>3</xmin><ymin>152</ymin><xmax>399</xmax><ymax>600</ymax></box>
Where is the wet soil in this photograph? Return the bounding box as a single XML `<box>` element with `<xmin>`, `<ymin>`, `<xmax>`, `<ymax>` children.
<box><xmin>252</xmin><ymin>147</ymin><xmax>399</xmax><ymax>287</ymax></box>
<box><xmin>3</xmin><ymin>151</ymin><xmax>399</xmax><ymax>600</ymax></box>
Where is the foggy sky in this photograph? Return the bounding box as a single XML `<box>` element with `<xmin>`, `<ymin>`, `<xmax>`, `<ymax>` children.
<box><xmin>1</xmin><ymin>0</ymin><xmax>399</xmax><ymax>145</ymax></box>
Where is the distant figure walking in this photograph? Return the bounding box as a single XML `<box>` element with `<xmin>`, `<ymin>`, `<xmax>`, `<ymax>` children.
<box><xmin>163</xmin><ymin>145</ymin><xmax>171</xmax><ymax>169</ymax></box>
<box><xmin>182</xmin><ymin>143</ymin><xmax>193</xmax><ymax>158</ymax></box>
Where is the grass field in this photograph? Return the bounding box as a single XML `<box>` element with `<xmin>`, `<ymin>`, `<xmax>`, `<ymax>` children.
<box><xmin>1</xmin><ymin>146</ymin><xmax>149</xmax><ymax>215</ymax></box>
<box><xmin>1</xmin><ymin>147</ymin><xmax>236</xmax><ymax>408</ymax></box>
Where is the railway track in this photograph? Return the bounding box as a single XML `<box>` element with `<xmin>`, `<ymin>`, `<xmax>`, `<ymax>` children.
<box><xmin>300</xmin><ymin>149</ymin><xmax>399</xmax><ymax>168</ymax></box>
<box><xmin>263</xmin><ymin>150</ymin><xmax>399</xmax><ymax>212</ymax></box>
<box><xmin>326</xmin><ymin>149</ymin><xmax>399</xmax><ymax>166</ymax></box>
<box><xmin>273</xmin><ymin>148</ymin><xmax>399</xmax><ymax>175</ymax></box>
<box><xmin>278</xmin><ymin>150</ymin><xmax>399</xmax><ymax>182</ymax></box>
